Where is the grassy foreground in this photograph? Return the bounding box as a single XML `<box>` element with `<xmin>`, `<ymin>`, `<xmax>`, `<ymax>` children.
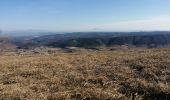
<box><xmin>0</xmin><ymin>48</ymin><xmax>169</xmax><ymax>100</ymax></box>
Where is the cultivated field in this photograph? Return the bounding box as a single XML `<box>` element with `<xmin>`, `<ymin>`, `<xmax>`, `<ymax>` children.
<box><xmin>0</xmin><ymin>48</ymin><xmax>169</xmax><ymax>100</ymax></box>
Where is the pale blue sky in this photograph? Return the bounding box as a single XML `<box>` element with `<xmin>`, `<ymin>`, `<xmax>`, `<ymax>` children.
<box><xmin>0</xmin><ymin>0</ymin><xmax>170</xmax><ymax>32</ymax></box>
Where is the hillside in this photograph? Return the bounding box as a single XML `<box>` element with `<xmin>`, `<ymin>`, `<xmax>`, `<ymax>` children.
<box><xmin>0</xmin><ymin>37</ymin><xmax>16</xmax><ymax>51</ymax></box>
<box><xmin>0</xmin><ymin>48</ymin><xmax>169</xmax><ymax>100</ymax></box>
<box><xmin>12</xmin><ymin>31</ymin><xmax>170</xmax><ymax>49</ymax></box>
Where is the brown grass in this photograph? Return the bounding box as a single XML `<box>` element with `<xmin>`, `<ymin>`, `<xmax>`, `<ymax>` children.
<box><xmin>0</xmin><ymin>48</ymin><xmax>169</xmax><ymax>100</ymax></box>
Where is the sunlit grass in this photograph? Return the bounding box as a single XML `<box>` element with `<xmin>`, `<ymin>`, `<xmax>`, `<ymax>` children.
<box><xmin>0</xmin><ymin>48</ymin><xmax>169</xmax><ymax>100</ymax></box>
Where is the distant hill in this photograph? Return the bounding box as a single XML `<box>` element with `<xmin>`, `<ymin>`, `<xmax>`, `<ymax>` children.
<box><xmin>45</xmin><ymin>34</ymin><xmax>170</xmax><ymax>48</ymax></box>
<box><xmin>11</xmin><ymin>31</ymin><xmax>170</xmax><ymax>49</ymax></box>
<box><xmin>0</xmin><ymin>37</ymin><xmax>16</xmax><ymax>51</ymax></box>
<box><xmin>3</xmin><ymin>30</ymin><xmax>63</xmax><ymax>37</ymax></box>
<box><xmin>0</xmin><ymin>30</ymin><xmax>2</xmax><ymax>35</ymax></box>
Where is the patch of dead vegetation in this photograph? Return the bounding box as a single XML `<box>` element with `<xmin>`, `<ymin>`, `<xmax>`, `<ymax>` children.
<box><xmin>0</xmin><ymin>48</ymin><xmax>169</xmax><ymax>100</ymax></box>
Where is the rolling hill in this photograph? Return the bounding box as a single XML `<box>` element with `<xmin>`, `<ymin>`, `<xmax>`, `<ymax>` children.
<box><xmin>0</xmin><ymin>37</ymin><xmax>16</xmax><ymax>51</ymax></box>
<box><xmin>12</xmin><ymin>31</ymin><xmax>170</xmax><ymax>49</ymax></box>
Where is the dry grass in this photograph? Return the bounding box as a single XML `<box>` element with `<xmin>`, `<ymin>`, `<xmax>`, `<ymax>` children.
<box><xmin>0</xmin><ymin>48</ymin><xmax>169</xmax><ymax>100</ymax></box>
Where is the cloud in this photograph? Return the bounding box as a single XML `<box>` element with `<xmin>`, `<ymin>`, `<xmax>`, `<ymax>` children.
<box><xmin>86</xmin><ymin>17</ymin><xmax>170</xmax><ymax>31</ymax></box>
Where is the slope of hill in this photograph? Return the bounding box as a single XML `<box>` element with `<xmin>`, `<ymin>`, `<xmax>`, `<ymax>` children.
<box><xmin>0</xmin><ymin>37</ymin><xmax>16</xmax><ymax>51</ymax></box>
<box><xmin>0</xmin><ymin>48</ymin><xmax>169</xmax><ymax>100</ymax></box>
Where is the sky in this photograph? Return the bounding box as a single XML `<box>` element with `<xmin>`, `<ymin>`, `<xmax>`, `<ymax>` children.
<box><xmin>0</xmin><ymin>0</ymin><xmax>170</xmax><ymax>32</ymax></box>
